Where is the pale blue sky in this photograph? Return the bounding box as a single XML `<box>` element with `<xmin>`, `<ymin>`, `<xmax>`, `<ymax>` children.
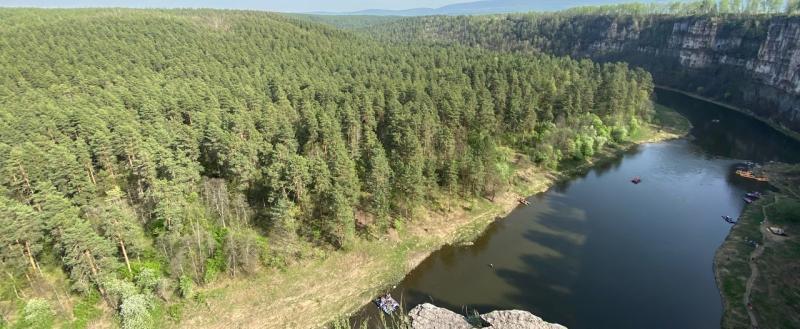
<box><xmin>0</xmin><ymin>0</ymin><xmax>664</xmax><ymax>13</ymax></box>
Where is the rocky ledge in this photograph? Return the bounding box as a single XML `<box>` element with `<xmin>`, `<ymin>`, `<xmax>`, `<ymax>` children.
<box><xmin>408</xmin><ymin>303</ymin><xmax>567</xmax><ymax>329</ymax></box>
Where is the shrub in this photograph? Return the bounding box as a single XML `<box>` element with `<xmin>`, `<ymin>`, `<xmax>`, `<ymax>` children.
<box><xmin>103</xmin><ymin>278</ymin><xmax>138</xmax><ymax>309</ymax></box>
<box><xmin>178</xmin><ymin>275</ymin><xmax>193</xmax><ymax>299</ymax></box>
<box><xmin>611</xmin><ymin>126</ymin><xmax>628</xmax><ymax>142</ymax></box>
<box><xmin>120</xmin><ymin>294</ymin><xmax>153</xmax><ymax>329</ymax></box>
<box><xmin>21</xmin><ymin>299</ymin><xmax>55</xmax><ymax>329</ymax></box>
<box><xmin>135</xmin><ymin>268</ymin><xmax>160</xmax><ymax>291</ymax></box>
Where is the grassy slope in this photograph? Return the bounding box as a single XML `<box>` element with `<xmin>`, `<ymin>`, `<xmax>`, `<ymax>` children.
<box><xmin>177</xmin><ymin>107</ymin><xmax>690</xmax><ymax>329</ymax></box>
<box><xmin>715</xmin><ymin>164</ymin><xmax>800</xmax><ymax>329</ymax></box>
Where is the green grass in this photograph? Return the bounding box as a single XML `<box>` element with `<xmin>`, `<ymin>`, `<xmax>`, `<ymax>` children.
<box><xmin>750</xmin><ymin>194</ymin><xmax>800</xmax><ymax>328</ymax></box>
<box><xmin>653</xmin><ymin>104</ymin><xmax>692</xmax><ymax>135</ymax></box>
<box><xmin>63</xmin><ymin>293</ymin><xmax>102</xmax><ymax>329</ymax></box>
<box><xmin>717</xmin><ymin>164</ymin><xmax>800</xmax><ymax>329</ymax></box>
<box><xmin>766</xmin><ymin>197</ymin><xmax>800</xmax><ymax>225</ymax></box>
<box><xmin>716</xmin><ymin>195</ymin><xmax>765</xmax><ymax>329</ymax></box>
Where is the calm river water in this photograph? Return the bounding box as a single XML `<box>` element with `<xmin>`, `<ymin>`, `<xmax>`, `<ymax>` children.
<box><xmin>351</xmin><ymin>89</ymin><xmax>800</xmax><ymax>328</ymax></box>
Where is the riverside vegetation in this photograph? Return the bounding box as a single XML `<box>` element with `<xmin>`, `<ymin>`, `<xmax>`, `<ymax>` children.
<box><xmin>0</xmin><ymin>8</ymin><xmax>658</xmax><ymax>329</ymax></box>
<box><xmin>714</xmin><ymin>164</ymin><xmax>800</xmax><ymax>329</ymax></box>
<box><xmin>348</xmin><ymin>2</ymin><xmax>800</xmax><ymax>326</ymax></box>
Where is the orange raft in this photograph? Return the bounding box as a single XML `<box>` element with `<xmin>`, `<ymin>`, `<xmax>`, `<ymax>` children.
<box><xmin>735</xmin><ymin>170</ymin><xmax>769</xmax><ymax>182</ymax></box>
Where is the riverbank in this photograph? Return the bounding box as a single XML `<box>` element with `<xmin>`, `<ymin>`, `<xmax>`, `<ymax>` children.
<box><xmin>655</xmin><ymin>86</ymin><xmax>800</xmax><ymax>142</ymax></box>
<box><xmin>177</xmin><ymin>109</ymin><xmax>689</xmax><ymax>329</ymax></box>
<box><xmin>714</xmin><ymin>164</ymin><xmax>800</xmax><ymax>329</ymax></box>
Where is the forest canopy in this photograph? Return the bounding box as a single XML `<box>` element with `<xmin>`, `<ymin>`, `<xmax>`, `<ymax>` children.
<box><xmin>0</xmin><ymin>8</ymin><xmax>653</xmax><ymax>327</ymax></box>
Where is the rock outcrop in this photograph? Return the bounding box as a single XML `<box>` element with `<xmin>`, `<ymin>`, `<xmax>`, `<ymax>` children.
<box><xmin>578</xmin><ymin>16</ymin><xmax>800</xmax><ymax>133</ymax></box>
<box><xmin>408</xmin><ymin>303</ymin><xmax>566</xmax><ymax>329</ymax></box>
<box><xmin>408</xmin><ymin>303</ymin><xmax>474</xmax><ymax>329</ymax></box>
<box><xmin>481</xmin><ymin>310</ymin><xmax>568</xmax><ymax>329</ymax></box>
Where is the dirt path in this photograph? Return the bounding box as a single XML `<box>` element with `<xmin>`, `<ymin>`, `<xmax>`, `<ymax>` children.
<box><xmin>744</xmin><ymin>236</ymin><xmax>764</xmax><ymax>329</ymax></box>
<box><xmin>743</xmin><ymin>199</ymin><xmax>777</xmax><ymax>329</ymax></box>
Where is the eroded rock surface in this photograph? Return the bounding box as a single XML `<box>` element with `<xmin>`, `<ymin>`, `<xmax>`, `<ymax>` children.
<box><xmin>409</xmin><ymin>303</ymin><xmax>473</xmax><ymax>329</ymax></box>
<box><xmin>408</xmin><ymin>303</ymin><xmax>566</xmax><ymax>329</ymax></box>
<box><xmin>481</xmin><ymin>310</ymin><xmax>567</xmax><ymax>329</ymax></box>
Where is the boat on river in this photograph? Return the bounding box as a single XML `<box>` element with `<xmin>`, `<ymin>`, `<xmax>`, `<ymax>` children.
<box><xmin>745</xmin><ymin>192</ymin><xmax>762</xmax><ymax>199</ymax></box>
<box><xmin>722</xmin><ymin>215</ymin><xmax>736</xmax><ymax>224</ymax></box>
<box><xmin>744</xmin><ymin>197</ymin><xmax>754</xmax><ymax>204</ymax></box>
<box><xmin>735</xmin><ymin>170</ymin><xmax>769</xmax><ymax>182</ymax></box>
<box><xmin>631</xmin><ymin>176</ymin><xmax>642</xmax><ymax>184</ymax></box>
<box><xmin>518</xmin><ymin>198</ymin><xmax>530</xmax><ymax>205</ymax></box>
<box><xmin>768</xmin><ymin>227</ymin><xmax>786</xmax><ymax>236</ymax></box>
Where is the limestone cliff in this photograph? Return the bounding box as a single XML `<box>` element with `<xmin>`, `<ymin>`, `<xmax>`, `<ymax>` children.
<box><xmin>579</xmin><ymin>15</ymin><xmax>800</xmax><ymax>132</ymax></box>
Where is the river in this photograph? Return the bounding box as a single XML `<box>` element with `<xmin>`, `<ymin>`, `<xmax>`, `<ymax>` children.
<box><xmin>350</xmin><ymin>89</ymin><xmax>800</xmax><ymax>328</ymax></box>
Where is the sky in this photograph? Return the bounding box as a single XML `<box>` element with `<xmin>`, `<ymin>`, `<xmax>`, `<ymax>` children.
<box><xmin>0</xmin><ymin>0</ymin><xmax>473</xmax><ymax>12</ymax></box>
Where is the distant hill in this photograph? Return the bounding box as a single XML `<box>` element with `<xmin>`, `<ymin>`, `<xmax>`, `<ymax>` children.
<box><xmin>311</xmin><ymin>0</ymin><xmax>668</xmax><ymax>16</ymax></box>
<box><xmin>286</xmin><ymin>14</ymin><xmax>403</xmax><ymax>29</ymax></box>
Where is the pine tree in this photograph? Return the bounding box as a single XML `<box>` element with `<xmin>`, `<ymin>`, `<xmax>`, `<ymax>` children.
<box><xmin>86</xmin><ymin>187</ymin><xmax>148</xmax><ymax>274</ymax></box>
<box><xmin>35</xmin><ymin>183</ymin><xmax>118</xmax><ymax>294</ymax></box>
<box><xmin>0</xmin><ymin>196</ymin><xmax>44</xmax><ymax>276</ymax></box>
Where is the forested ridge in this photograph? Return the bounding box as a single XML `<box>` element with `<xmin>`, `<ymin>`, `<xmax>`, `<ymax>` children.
<box><xmin>0</xmin><ymin>9</ymin><xmax>653</xmax><ymax>328</ymax></box>
<box><xmin>361</xmin><ymin>1</ymin><xmax>800</xmax><ymax>134</ymax></box>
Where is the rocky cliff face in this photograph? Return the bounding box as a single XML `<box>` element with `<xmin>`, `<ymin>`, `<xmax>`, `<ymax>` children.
<box><xmin>408</xmin><ymin>303</ymin><xmax>567</xmax><ymax>329</ymax></box>
<box><xmin>579</xmin><ymin>16</ymin><xmax>800</xmax><ymax>132</ymax></box>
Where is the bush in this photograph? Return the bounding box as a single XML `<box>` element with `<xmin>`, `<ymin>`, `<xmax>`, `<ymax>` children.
<box><xmin>21</xmin><ymin>299</ymin><xmax>55</xmax><ymax>329</ymax></box>
<box><xmin>135</xmin><ymin>268</ymin><xmax>160</xmax><ymax>291</ymax></box>
<box><xmin>178</xmin><ymin>275</ymin><xmax>193</xmax><ymax>299</ymax></box>
<box><xmin>103</xmin><ymin>278</ymin><xmax>138</xmax><ymax>309</ymax></box>
<box><xmin>120</xmin><ymin>294</ymin><xmax>153</xmax><ymax>329</ymax></box>
<box><xmin>611</xmin><ymin>126</ymin><xmax>628</xmax><ymax>142</ymax></box>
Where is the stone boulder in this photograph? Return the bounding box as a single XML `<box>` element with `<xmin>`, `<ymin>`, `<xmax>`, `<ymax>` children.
<box><xmin>408</xmin><ymin>303</ymin><xmax>473</xmax><ymax>329</ymax></box>
<box><xmin>481</xmin><ymin>310</ymin><xmax>567</xmax><ymax>329</ymax></box>
<box><xmin>408</xmin><ymin>303</ymin><xmax>567</xmax><ymax>329</ymax></box>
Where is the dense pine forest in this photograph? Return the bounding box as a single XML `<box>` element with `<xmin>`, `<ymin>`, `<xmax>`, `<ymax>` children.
<box><xmin>0</xmin><ymin>8</ymin><xmax>654</xmax><ymax>328</ymax></box>
<box><xmin>360</xmin><ymin>1</ymin><xmax>800</xmax><ymax>135</ymax></box>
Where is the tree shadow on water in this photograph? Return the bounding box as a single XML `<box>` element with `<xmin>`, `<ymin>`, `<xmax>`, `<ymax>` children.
<box><xmin>492</xmin><ymin>198</ymin><xmax>591</xmax><ymax>327</ymax></box>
